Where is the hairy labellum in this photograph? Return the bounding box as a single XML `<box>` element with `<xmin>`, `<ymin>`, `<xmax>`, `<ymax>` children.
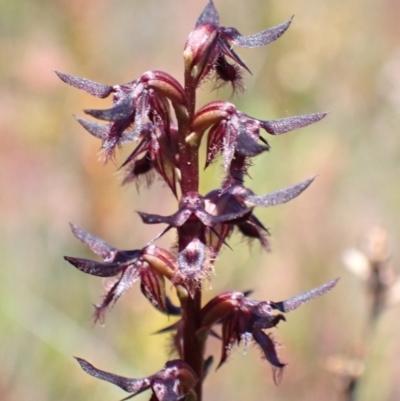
<box><xmin>178</xmin><ymin>238</ymin><xmax>206</xmax><ymax>281</ymax></box>
<box><xmin>213</xmin><ymin>54</ymin><xmax>244</xmax><ymax>94</ymax></box>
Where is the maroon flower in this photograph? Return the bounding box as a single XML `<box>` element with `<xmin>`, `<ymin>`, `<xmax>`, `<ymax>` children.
<box><xmin>64</xmin><ymin>224</ymin><xmax>178</xmax><ymax>323</ymax></box>
<box><xmin>193</xmin><ymin>100</ymin><xmax>328</xmax><ymax>173</ymax></box>
<box><xmin>204</xmin><ymin>177</ymin><xmax>316</xmax><ymax>253</ymax></box>
<box><xmin>199</xmin><ymin>279</ymin><xmax>339</xmax><ymax>384</ymax></box>
<box><xmin>55</xmin><ymin>70</ymin><xmax>185</xmax><ymax>195</ymax></box>
<box><xmin>184</xmin><ymin>0</ymin><xmax>293</xmax><ymax>91</ymax></box>
<box><xmin>76</xmin><ymin>358</ymin><xmax>197</xmax><ymax>401</ymax></box>
<box><xmin>138</xmin><ymin>191</ymin><xmax>252</xmax><ymax>295</ymax></box>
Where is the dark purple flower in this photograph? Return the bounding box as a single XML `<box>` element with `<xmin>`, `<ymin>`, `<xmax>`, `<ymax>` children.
<box><xmin>76</xmin><ymin>358</ymin><xmax>197</xmax><ymax>401</ymax></box>
<box><xmin>204</xmin><ymin>177</ymin><xmax>316</xmax><ymax>253</ymax></box>
<box><xmin>138</xmin><ymin>191</ymin><xmax>252</xmax><ymax>295</ymax></box>
<box><xmin>184</xmin><ymin>0</ymin><xmax>293</xmax><ymax>91</ymax></box>
<box><xmin>64</xmin><ymin>224</ymin><xmax>178</xmax><ymax>323</ymax></box>
<box><xmin>193</xmin><ymin>100</ymin><xmax>328</xmax><ymax>172</ymax></box>
<box><xmin>56</xmin><ymin>70</ymin><xmax>185</xmax><ymax>196</ymax></box>
<box><xmin>198</xmin><ymin>278</ymin><xmax>339</xmax><ymax>383</ymax></box>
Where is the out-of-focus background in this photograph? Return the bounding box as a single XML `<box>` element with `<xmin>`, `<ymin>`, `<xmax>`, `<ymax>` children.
<box><xmin>1</xmin><ymin>0</ymin><xmax>400</xmax><ymax>400</ymax></box>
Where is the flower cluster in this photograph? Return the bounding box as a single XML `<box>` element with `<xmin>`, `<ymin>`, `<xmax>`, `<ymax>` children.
<box><xmin>59</xmin><ymin>1</ymin><xmax>337</xmax><ymax>400</ymax></box>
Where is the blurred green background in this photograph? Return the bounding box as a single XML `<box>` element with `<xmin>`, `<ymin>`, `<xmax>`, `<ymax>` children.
<box><xmin>1</xmin><ymin>0</ymin><xmax>400</xmax><ymax>400</ymax></box>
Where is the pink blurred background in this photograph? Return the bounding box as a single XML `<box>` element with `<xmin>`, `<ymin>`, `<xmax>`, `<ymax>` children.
<box><xmin>1</xmin><ymin>0</ymin><xmax>400</xmax><ymax>400</ymax></box>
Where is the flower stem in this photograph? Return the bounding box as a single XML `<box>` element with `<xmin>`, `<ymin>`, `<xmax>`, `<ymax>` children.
<box><xmin>177</xmin><ymin>69</ymin><xmax>199</xmax><ymax>195</ymax></box>
<box><xmin>176</xmin><ymin>68</ymin><xmax>204</xmax><ymax>401</ymax></box>
<box><xmin>179</xmin><ymin>287</ymin><xmax>204</xmax><ymax>401</ymax></box>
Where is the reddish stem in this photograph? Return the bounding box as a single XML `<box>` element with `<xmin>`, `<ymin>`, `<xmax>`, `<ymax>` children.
<box><xmin>176</xmin><ymin>68</ymin><xmax>204</xmax><ymax>400</ymax></box>
<box><xmin>180</xmin><ymin>289</ymin><xmax>204</xmax><ymax>401</ymax></box>
<box><xmin>177</xmin><ymin>69</ymin><xmax>199</xmax><ymax>195</ymax></box>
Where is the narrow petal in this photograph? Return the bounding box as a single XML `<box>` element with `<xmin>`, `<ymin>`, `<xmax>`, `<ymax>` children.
<box><xmin>75</xmin><ymin>116</ymin><xmax>108</xmax><ymax>140</ymax></box>
<box><xmin>55</xmin><ymin>71</ymin><xmax>113</xmax><ymax>98</ymax></box>
<box><xmin>205</xmin><ymin>121</ymin><xmax>226</xmax><ymax>168</ymax></box>
<box><xmin>222</xmin><ymin>120</ymin><xmax>238</xmax><ymax>171</ymax></box>
<box><xmin>101</xmin><ymin>120</ymin><xmax>138</xmax><ymax>161</ymax></box>
<box><xmin>94</xmin><ymin>265</ymin><xmax>141</xmax><ymax>323</ymax></box>
<box><xmin>137</xmin><ymin>212</ymin><xmax>172</xmax><ymax>225</ymax></box>
<box><xmin>206</xmin><ymin>224</ymin><xmax>232</xmax><ymax>253</ymax></box>
<box><xmin>261</xmin><ymin>112</ymin><xmax>328</xmax><ymax>135</ymax></box>
<box><xmin>221</xmin><ymin>17</ymin><xmax>293</xmax><ymax>48</ymax></box>
<box><xmin>85</xmin><ymin>97</ymin><xmax>133</xmax><ymax>122</ymax></box>
<box><xmin>208</xmin><ymin>225</ymin><xmax>233</xmax><ymax>250</ymax></box>
<box><xmin>206</xmin><ymin>207</ymin><xmax>252</xmax><ymax>225</ymax></box>
<box><xmin>151</xmin><ymin>135</ymin><xmax>178</xmax><ymax>197</ymax></box>
<box><xmin>203</xmin><ymin>356</ymin><xmax>214</xmax><ymax>379</ymax></box>
<box><xmin>69</xmin><ymin>223</ymin><xmax>118</xmax><ymax>261</ymax></box>
<box><xmin>195</xmin><ymin>0</ymin><xmax>219</xmax><ymax>27</ymax></box>
<box><xmin>154</xmin><ymin>320</ymin><xmax>182</xmax><ymax>335</ymax></box>
<box><xmin>75</xmin><ymin>116</ymin><xmax>138</xmax><ymax>145</ymax></box>
<box><xmin>138</xmin><ymin>210</ymin><xmax>192</xmax><ymax>227</ymax></box>
<box><xmin>64</xmin><ymin>256</ymin><xmax>123</xmax><ymax>277</ymax></box>
<box><xmin>218</xmin><ymin>37</ymin><xmax>251</xmax><ymax>73</ymax></box>
<box><xmin>218</xmin><ymin>313</ymin><xmax>240</xmax><ymax>368</ymax></box>
<box><xmin>245</xmin><ymin>177</ymin><xmax>315</xmax><ymax>207</ymax></box>
<box><xmin>272</xmin><ymin>278</ymin><xmax>340</xmax><ymax>313</ymax></box>
<box><xmin>235</xmin><ymin>131</ymin><xmax>269</xmax><ymax>157</ymax></box>
<box><xmin>252</xmin><ymin>329</ymin><xmax>286</xmax><ymax>384</ymax></box>
<box><xmin>165</xmin><ymin>297</ymin><xmax>181</xmax><ymax>315</ymax></box>
<box><xmin>75</xmin><ymin>357</ymin><xmax>151</xmax><ymax>394</ymax></box>
<box><xmin>140</xmin><ymin>268</ymin><xmax>167</xmax><ymax>313</ymax></box>
<box><xmin>120</xmin><ymin>137</ymin><xmax>152</xmax><ymax>169</ymax></box>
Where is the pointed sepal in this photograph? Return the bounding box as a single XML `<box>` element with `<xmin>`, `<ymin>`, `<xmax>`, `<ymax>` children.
<box><xmin>245</xmin><ymin>177</ymin><xmax>316</xmax><ymax>207</ymax></box>
<box><xmin>272</xmin><ymin>278</ymin><xmax>340</xmax><ymax>313</ymax></box>
<box><xmin>55</xmin><ymin>71</ymin><xmax>114</xmax><ymax>98</ymax></box>
<box><xmin>261</xmin><ymin>112</ymin><xmax>328</xmax><ymax>135</ymax></box>
<box><xmin>75</xmin><ymin>358</ymin><xmax>150</xmax><ymax>394</ymax></box>
<box><xmin>195</xmin><ymin>0</ymin><xmax>219</xmax><ymax>27</ymax></box>
<box><xmin>220</xmin><ymin>17</ymin><xmax>293</xmax><ymax>48</ymax></box>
